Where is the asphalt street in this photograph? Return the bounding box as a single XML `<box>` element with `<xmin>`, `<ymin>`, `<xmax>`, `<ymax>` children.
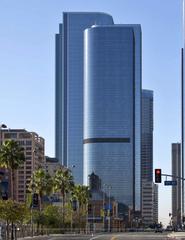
<box><xmin>37</xmin><ymin>232</ymin><xmax>177</xmax><ymax>240</ymax></box>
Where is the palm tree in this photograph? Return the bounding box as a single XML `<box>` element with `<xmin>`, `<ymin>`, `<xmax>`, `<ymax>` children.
<box><xmin>53</xmin><ymin>168</ymin><xmax>74</xmax><ymax>228</ymax></box>
<box><xmin>28</xmin><ymin>168</ymin><xmax>53</xmax><ymax>211</ymax></box>
<box><xmin>28</xmin><ymin>168</ymin><xmax>53</xmax><ymax>235</ymax></box>
<box><xmin>0</xmin><ymin>139</ymin><xmax>25</xmax><ymax>200</ymax></box>
<box><xmin>72</xmin><ymin>185</ymin><xmax>90</xmax><ymax>231</ymax></box>
<box><xmin>72</xmin><ymin>185</ymin><xmax>90</xmax><ymax>208</ymax></box>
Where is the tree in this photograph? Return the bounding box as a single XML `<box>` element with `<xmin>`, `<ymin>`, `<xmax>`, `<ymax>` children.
<box><xmin>53</xmin><ymin>168</ymin><xmax>74</xmax><ymax>228</ymax></box>
<box><xmin>72</xmin><ymin>185</ymin><xmax>90</xmax><ymax>230</ymax></box>
<box><xmin>28</xmin><ymin>168</ymin><xmax>53</xmax><ymax>211</ymax></box>
<box><xmin>43</xmin><ymin>205</ymin><xmax>62</xmax><ymax>229</ymax></box>
<box><xmin>72</xmin><ymin>185</ymin><xmax>90</xmax><ymax>208</ymax></box>
<box><xmin>0</xmin><ymin>140</ymin><xmax>25</xmax><ymax>200</ymax></box>
<box><xmin>28</xmin><ymin>169</ymin><xmax>53</xmax><ymax>235</ymax></box>
<box><xmin>0</xmin><ymin>200</ymin><xmax>29</xmax><ymax>240</ymax></box>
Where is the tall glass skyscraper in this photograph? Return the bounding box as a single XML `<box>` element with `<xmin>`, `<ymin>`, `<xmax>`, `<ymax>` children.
<box><xmin>83</xmin><ymin>24</ymin><xmax>142</xmax><ymax>211</ymax></box>
<box><xmin>141</xmin><ymin>89</ymin><xmax>153</xmax><ymax>182</ymax></box>
<box><xmin>55</xmin><ymin>12</ymin><xmax>142</xmax><ymax>211</ymax></box>
<box><xmin>141</xmin><ymin>89</ymin><xmax>156</xmax><ymax>224</ymax></box>
<box><xmin>55</xmin><ymin>13</ymin><xmax>114</xmax><ymax>183</ymax></box>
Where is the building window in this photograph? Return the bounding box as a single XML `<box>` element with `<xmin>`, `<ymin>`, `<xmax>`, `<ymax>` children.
<box><xmin>26</xmin><ymin>141</ymin><xmax>32</xmax><ymax>146</ymax></box>
<box><xmin>17</xmin><ymin>141</ymin><xmax>25</xmax><ymax>145</ymax></box>
<box><xmin>18</xmin><ymin>190</ymin><xmax>24</xmax><ymax>193</ymax></box>
<box><xmin>26</xmin><ymin>152</ymin><xmax>32</xmax><ymax>156</ymax></box>
<box><xmin>19</xmin><ymin>133</ymin><xmax>31</xmax><ymax>139</ymax></box>
<box><xmin>26</xmin><ymin>147</ymin><xmax>32</xmax><ymax>151</ymax></box>
<box><xmin>4</xmin><ymin>133</ymin><xmax>17</xmax><ymax>139</ymax></box>
<box><xmin>26</xmin><ymin>166</ymin><xmax>32</xmax><ymax>170</ymax></box>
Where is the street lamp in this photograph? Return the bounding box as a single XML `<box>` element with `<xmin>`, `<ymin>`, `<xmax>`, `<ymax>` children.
<box><xmin>70</xmin><ymin>165</ymin><xmax>75</xmax><ymax>233</ymax></box>
<box><xmin>102</xmin><ymin>183</ymin><xmax>107</xmax><ymax>232</ymax></box>
<box><xmin>103</xmin><ymin>184</ymin><xmax>112</xmax><ymax>232</ymax></box>
<box><xmin>107</xmin><ymin>185</ymin><xmax>112</xmax><ymax>232</ymax></box>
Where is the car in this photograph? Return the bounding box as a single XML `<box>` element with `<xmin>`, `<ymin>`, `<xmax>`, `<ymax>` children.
<box><xmin>165</xmin><ymin>226</ymin><xmax>173</xmax><ymax>231</ymax></box>
<box><xmin>155</xmin><ymin>227</ymin><xmax>163</xmax><ymax>233</ymax></box>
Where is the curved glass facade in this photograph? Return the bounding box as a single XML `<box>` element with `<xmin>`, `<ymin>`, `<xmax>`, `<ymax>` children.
<box><xmin>83</xmin><ymin>26</ymin><xmax>141</xmax><ymax>209</ymax></box>
<box><xmin>55</xmin><ymin>13</ymin><xmax>114</xmax><ymax>183</ymax></box>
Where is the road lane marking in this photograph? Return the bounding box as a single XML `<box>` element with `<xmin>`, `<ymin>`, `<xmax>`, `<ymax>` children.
<box><xmin>90</xmin><ymin>234</ymin><xmax>117</xmax><ymax>240</ymax></box>
<box><xmin>90</xmin><ymin>235</ymin><xmax>104</xmax><ymax>240</ymax></box>
<box><xmin>111</xmin><ymin>236</ymin><xmax>118</xmax><ymax>240</ymax></box>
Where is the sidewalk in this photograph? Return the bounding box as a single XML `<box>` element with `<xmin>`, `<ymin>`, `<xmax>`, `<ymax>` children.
<box><xmin>18</xmin><ymin>235</ymin><xmax>50</xmax><ymax>240</ymax></box>
<box><xmin>168</xmin><ymin>232</ymin><xmax>185</xmax><ymax>239</ymax></box>
<box><xmin>17</xmin><ymin>233</ymin><xmax>91</xmax><ymax>240</ymax></box>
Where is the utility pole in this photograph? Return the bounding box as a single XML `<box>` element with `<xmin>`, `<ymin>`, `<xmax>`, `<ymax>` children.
<box><xmin>182</xmin><ymin>0</ymin><xmax>185</xmax><ymax>219</ymax></box>
<box><xmin>182</xmin><ymin>47</ymin><xmax>184</xmax><ymax>219</ymax></box>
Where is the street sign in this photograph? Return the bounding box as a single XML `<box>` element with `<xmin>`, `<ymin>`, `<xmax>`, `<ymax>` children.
<box><xmin>105</xmin><ymin>204</ymin><xmax>112</xmax><ymax>210</ymax></box>
<box><xmin>164</xmin><ymin>180</ymin><xmax>177</xmax><ymax>186</ymax></box>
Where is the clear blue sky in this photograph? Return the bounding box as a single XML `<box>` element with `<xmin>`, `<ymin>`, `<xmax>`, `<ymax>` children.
<box><xmin>0</xmin><ymin>0</ymin><xmax>182</xmax><ymax>225</ymax></box>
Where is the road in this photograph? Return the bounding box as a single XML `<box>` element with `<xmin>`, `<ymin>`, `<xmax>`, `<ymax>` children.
<box><xmin>33</xmin><ymin>232</ymin><xmax>184</xmax><ymax>240</ymax></box>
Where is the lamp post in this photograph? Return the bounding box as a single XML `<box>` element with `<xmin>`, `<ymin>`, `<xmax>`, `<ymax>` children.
<box><xmin>102</xmin><ymin>183</ymin><xmax>107</xmax><ymax>232</ymax></box>
<box><xmin>70</xmin><ymin>165</ymin><xmax>75</xmax><ymax>233</ymax></box>
<box><xmin>103</xmin><ymin>184</ymin><xmax>112</xmax><ymax>232</ymax></box>
<box><xmin>93</xmin><ymin>205</ymin><xmax>95</xmax><ymax>233</ymax></box>
<box><xmin>107</xmin><ymin>185</ymin><xmax>112</xmax><ymax>232</ymax></box>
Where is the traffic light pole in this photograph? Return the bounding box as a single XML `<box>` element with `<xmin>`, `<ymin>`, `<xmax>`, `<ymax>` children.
<box><xmin>161</xmin><ymin>173</ymin><xmax>185</xmax><ymax>181</ymax></box>
<box><xmin>182</xmin><ymin>47</ymin><xmax>184</xmax><ymax>219</ymax></box>
<box><xmin>161</xmin><ymin>173</ymin><xmax>185</xmax><ymax>223</ymax></box>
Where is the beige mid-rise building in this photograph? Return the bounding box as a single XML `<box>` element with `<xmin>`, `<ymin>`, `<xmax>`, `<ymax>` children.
<box><xmin>0</xmin><ymin>129</ymin><xmax>45</xmax><ymax>202</ymax></box>
<box><xmin>44</xmin><ymin>156</ymin><xmax>62</xmax><ymax>176</ymax></box>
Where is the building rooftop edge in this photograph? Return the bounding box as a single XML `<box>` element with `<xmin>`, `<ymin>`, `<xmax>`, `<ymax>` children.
<box><xmin>63</xmin><ymin>11</ymin><xmax>113</xmax><ymax>19</ymax></box>
<box><xmin>1</xmin><ymin>129</ymin><xmax>44</xmax><ymax>138</ymax></box>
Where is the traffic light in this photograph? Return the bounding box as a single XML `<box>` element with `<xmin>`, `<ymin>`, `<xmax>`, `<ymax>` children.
<box><xmin>72</xmin><ymin>199</ymin><xmax>77</xmax><ymax>211</ymax></box>
<box><xmin>155</xmin><ymin>169</ymin><xmax>162</xmax><ymax>183</ymax></box>
<box><xmin>32</xmin><ymin>193</ymin><xmax>39</xmax><ymax>208</ymax></box>
<box><xmin>2</xmin><ymin>192</ymin><xmax>8</xmax><ymax>200</ymax></box>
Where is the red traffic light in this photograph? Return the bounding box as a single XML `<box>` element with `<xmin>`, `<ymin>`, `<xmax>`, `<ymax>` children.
<box><xmin>155</xmin><ymin>169</ymin><xmax>162</xmax><ymax>183</ymax></box>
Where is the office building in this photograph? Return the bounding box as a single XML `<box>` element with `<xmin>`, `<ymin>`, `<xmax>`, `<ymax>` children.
<box><xmin>141</xmin><ymin>90</ymin><xmax>156</xmax><ymax>224</ymax></box>
<box><xmin>88</xmin><ymin>172</ymin><xmax>122</xmax><ymax>231</ymax></box>
<box><xmin>172</xmin><ymin>143</ymin><xmax>181</xmax><ymax>226</ymax></box>
<box><xmin>83</xmin><ymin>24</ymin><xmax>142</xmax><ymax>211</ymax></box>
<box><xmin>44</xmin><ymin>156</ymin><xmax>62</xmax><ymax>176</ymax></box>
<box><xmin>153</xmin><ymin>183</ymin><xmax>158</xmax><ymax>224</ymax></box>
<box><xmin>142</xmin><ymin>181</ymin><xmax>158</xmax><ymax>225</ymax></box>
<box><xmin>0</xmin><ymin>129</ymin><xmax>45</xmax><ymax>202</ymax></box>
<box><xmin>141</xmin><ymin>90</ymin><xmax>153</xmax><ymax>182</ymax></box>
<box><xmin>55</xmin><ymin>12</ymin><xmax>114</xmax><ymax>183</ymax></box>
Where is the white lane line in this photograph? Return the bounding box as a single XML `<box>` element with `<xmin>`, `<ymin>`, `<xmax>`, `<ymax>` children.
<box><xmin>90</xmin><ymin>234</ymin><xmax>121</xmax><ymax>240</ymax></box>
<box><xmin>90</xmin><ymin>234</ymin><xmax>107</xmax><ymax>240</ymax></box>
